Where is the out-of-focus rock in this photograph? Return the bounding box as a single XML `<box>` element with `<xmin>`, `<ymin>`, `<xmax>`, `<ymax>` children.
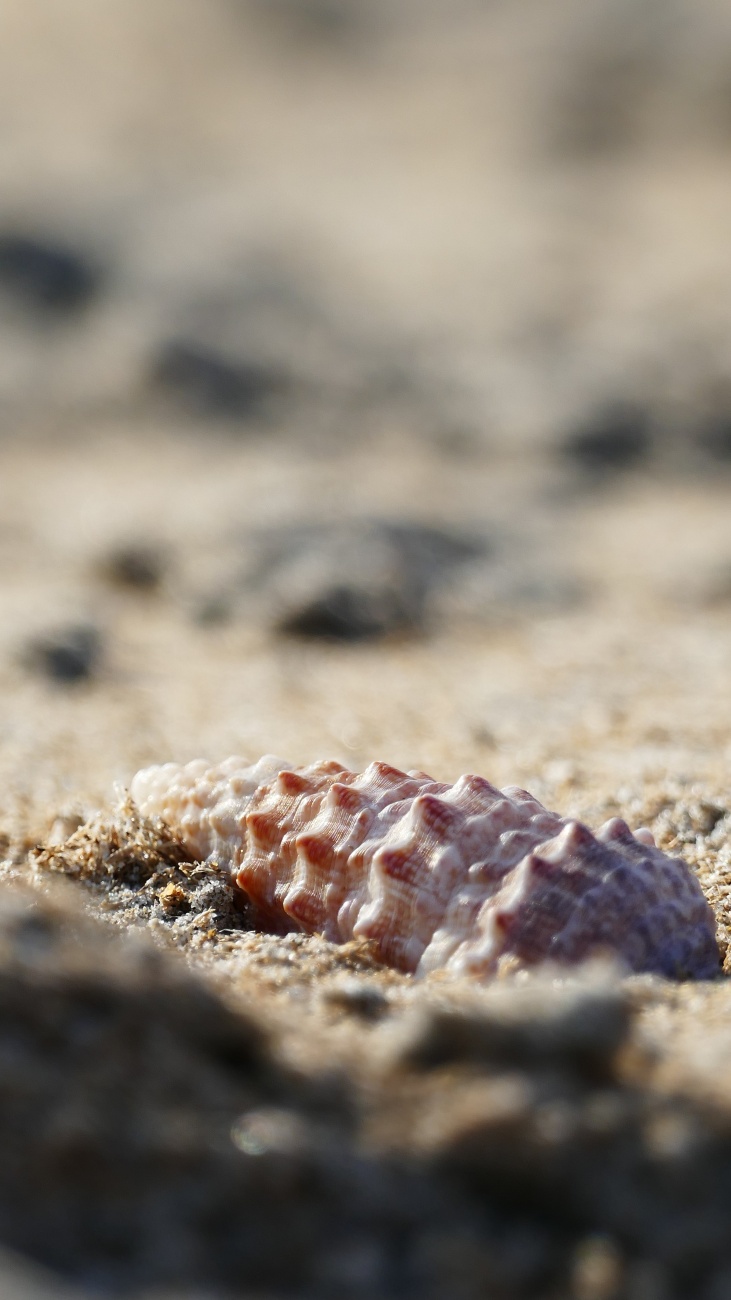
<box><xmin>96</xmin><ymin>542</ymin><xmax>167</xmax><ymax>592</ymax></box>
<box><xmin>387</xmin><ymin>970</ymin><xmax>630</xmax><ymax>1081</ymax></box>
<box><xmin>243</xmin><ymin>519</ymin><xmax>489</xmax><ymax>641</ymax></box>
<box><xmin>0</xmin><ymin>234</ymin><xmax>99</xmax><ymax>315</ymax></box>
<box><xmin>559</xmin><ymin>402</ymin><xmax>652</xmax><ymax>476</ymax></box>
<box><xmin>22</xmin><ymin>624</ymin><xmax>102</xmax><ymax>685</ymax></box>
<box><xmin>150</xmin><ymin>338</ymin><xmax>288</xmax><ymax>423</ymax></box>
<box><xmin>0</xmin><ymin>886</ymin><xmax>414</xmax><ymax>1296</ymax></box>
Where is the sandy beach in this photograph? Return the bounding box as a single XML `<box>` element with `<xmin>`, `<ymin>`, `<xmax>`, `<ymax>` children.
<box><xmin>2</xmin><ymin>3</ymin><xmax>731</xmax><ymax>1295</ymax></box>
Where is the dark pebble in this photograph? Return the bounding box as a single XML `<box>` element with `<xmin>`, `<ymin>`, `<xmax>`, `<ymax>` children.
<box><xmin>560</xmin><ymin>402</ymin><xmax>651</xmax><ymax>473</ymax></box>
<box><xmin>0</xmin><ymin>233</ymin><xmax>99</xmax><ymax>313</ymax></box>
<box><xmin>23</xmin><ymin>624</ymin><xmax>101</xmax><ymax>684</ymax></box>
<box><xmin>323</xmin><ymin>980</ymin><xmax>390</xmax><ymax>1022</ymax></box>
<box><xmin>150</xmin><ymin>338</ymin><xmax>286</xmax><ymax>421</ymax></box>
<box><xmin>277</xmin><ymin>582</ymin><xmax>417</xmax><ymax>641</ymax></box>
<box><xmin>255</xmin><ymin>520</ymin><xmax>488</xmax><ymax>642</ymax></box>
<box><xmin>97</xmin><ymin>543</ymin><xmax>166</xmax><ymax>592</ymax></box>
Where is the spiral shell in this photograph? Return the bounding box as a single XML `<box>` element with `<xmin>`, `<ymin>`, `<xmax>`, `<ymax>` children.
<box><xmin>130</xmin><ymin>756</ymin><xmax>720</xmax><ymax>980</ymax></box>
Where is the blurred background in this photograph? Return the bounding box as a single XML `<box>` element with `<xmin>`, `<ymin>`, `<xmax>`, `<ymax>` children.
<box><xmin>1</xmin><ymin>0</ymin><xmax>731</xmax><ymax>820</ymax></box>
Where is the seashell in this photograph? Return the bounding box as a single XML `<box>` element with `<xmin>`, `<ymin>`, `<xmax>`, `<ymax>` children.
<box><xmin>130</xmin><ymin>756</ymin><xmax>720</xmax><ymax>980</ymax></box>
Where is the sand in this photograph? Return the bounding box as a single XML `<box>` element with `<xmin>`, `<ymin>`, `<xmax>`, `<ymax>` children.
<box><xmin>2</xmin><ymin>2</ymin><xmax>731</xmax><ymax>1295</ymax></box>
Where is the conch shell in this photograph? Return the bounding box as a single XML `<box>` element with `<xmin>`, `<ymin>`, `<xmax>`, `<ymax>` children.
<box><xmin>130</xmin><ymin>756</ymin><xmax>720</xmax><ymax>980</ymax></box>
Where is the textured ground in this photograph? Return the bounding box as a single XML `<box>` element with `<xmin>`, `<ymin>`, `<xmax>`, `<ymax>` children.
<box><xmin>3</xmin><ymin>1</ymin><xmax>731</xmax><ymax>1296</ymax></box>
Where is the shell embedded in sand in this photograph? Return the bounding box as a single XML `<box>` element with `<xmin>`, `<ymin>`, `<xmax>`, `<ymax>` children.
<box><xmin>130</xmin><ymin>756</ymin><xmax>720</xmax><ymax>980</ymax></box>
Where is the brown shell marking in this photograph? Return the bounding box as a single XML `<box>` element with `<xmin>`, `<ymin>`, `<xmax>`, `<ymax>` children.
<box><xmin>130</xmin><ymin>756</ymin><xmax>720</xmax><ymax>980</ymax></box>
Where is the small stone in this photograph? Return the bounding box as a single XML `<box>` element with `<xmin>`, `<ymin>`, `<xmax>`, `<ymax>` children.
<box><xmin>323</xmin><ymin>979</ymin><xmax>389</xmax><ymax>1022</ymax></box>
<box><xmin>277</xmin><ymin>581</ymin><xmax>416</xmax><ymax>641</ymax></box>
<box><xmin>151</xmin><ymin>337</ymin><xmax>285</xmax><ymax>421</ymax></box>
<box><xmin>0</xmin><ymin>233</ymin><xmax>99</xmax><ymax>312</ymax></box>
<box><xmin>251</xmin><ymin>519</ymin><xmax>487</xmax><ymax>642</ymax></box>
<box><xmin>23</xmin><ymin>623</ymin><xmax>101</xmax><ymax>684</ymax></box>
<box><xmin>98</xmin><ymin>543</ymin><xmax>166</xmax><ymax>592</ymax></box>
<box><xmin>560</xmin><ymin>402</ymin><xmax>651</xmax><ymax>474</ymax></box>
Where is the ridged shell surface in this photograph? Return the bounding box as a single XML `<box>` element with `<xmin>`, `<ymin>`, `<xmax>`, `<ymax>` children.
<box><xmin>130</xmin><ymin>757</ymin><xmax>720</xmax><ymax>980</ymax></box>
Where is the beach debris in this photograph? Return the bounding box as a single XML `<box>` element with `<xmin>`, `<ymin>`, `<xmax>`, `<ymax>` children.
<box><xmin>130</xmin><ymin>756</ymin><xmax>720</xmax><ymax>980</ymax></box>
<box><xmin>34</xmin><ymin>796</ymin><xmax>248</xmax><ymax>941</ymax></box>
